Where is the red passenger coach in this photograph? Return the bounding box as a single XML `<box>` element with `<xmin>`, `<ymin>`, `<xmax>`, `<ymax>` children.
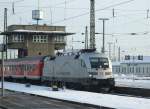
<box><xmin>2</xmin><ymin>56</ymin><xmax>46</xmax><ymax>80</ymax></box>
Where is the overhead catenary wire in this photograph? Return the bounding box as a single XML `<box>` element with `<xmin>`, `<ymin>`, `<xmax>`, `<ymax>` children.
<box><xmin>14</xmin><ymin>0</ymin><xmax>25</xmax><ymax>3</ymax></box>
<box><xmin>11</xmin><ymin>0</ymin><xmax>25</xmax><ymax>15</ymax></box>
<box><xmin>53</xmin><ymin>0</ymin><xmax>135</xmax><ymax>24</ymax></box>
<box><xmin>0</xmin><ymin>2</ymin><xmax>12</xmax><ymax>4</ymax></box>
<box><xmin>1</xmin><ymin>0</ymin><xmax>148</xmax><ymax>29</ymax></box>
<box><xmin>53</xmin><ymin>0</ymin><xmax>78</xmax><ymax>6</ymax></box>
<box><xmin>111</xmin><ymin>17</ymin><xmax>148</xmax><ymax>28</ymax></box>
<box><xmin>97</xmin><ymin>31</ymin><xmax>150</xmax><ymax>36</ymax></box>
<box><xmin>0</xmin><ymin>0</ymin><xmax>148</xmax><ymax>30</ymax></box>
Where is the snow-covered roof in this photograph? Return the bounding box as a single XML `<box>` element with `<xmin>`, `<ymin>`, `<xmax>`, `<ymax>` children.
<box><xmin>122</xmin><ymin>56</ymin><xmax>150</xmax><ymax>64</ymax></box>
<box><xmin>112</xmin><ymin>61</ymin><xmax>121</xmax><ymax>66</ymax></box>
<box><xmin>1</xmin><ymin>29</ymin><xmax>74</xmax><ymax>36</ymax></box>
<box><xmin>14</xmin><ymin>29</ymin><xmax>65</xmax><ymax>33</ymax></box>
<box><xmin>112</xmin><ymin>56</ymin><xmax>150</xmax><ymax>65</ymax></box>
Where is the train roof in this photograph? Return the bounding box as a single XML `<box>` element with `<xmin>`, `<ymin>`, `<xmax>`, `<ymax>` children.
<box><xmin>3</xmin><ymin>56</ymin><xmax>47</xmax><ymax>62</ymax></box>
<box><xmin>79</xmin><ymin>49</ymin><xmax>96</xmax><ymax>53</ymax></box>
<box><xmin>55</xmin><ymin>49</ymin><xmax>108</xmax><ymax>58</ymax></box>
<box><xmin>56</xmin><ymin>49</ymin><xmax>103</xmax><ymax>55</ymax></box>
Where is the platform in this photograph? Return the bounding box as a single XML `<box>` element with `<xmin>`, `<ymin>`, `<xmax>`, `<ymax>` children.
<box><xmin>0</xmin><ymin>82</ymin><xmax>150</xmax><ymax>109</ymax></box>
<box><xmin>0</xmin><ymin>89</ymin><xmax>97</xmax><ymax>109</ymax></box>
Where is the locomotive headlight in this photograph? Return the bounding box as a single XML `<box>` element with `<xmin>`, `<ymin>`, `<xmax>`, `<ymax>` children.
<box><xmin>89</xmin><ymin>74</ymin><xmax>92</xmax><ymax>77</ymax></box>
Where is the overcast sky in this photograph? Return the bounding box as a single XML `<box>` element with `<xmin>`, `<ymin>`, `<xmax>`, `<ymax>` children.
<box><xmin>0</xmin><ymin>0</ymin><xmax>150</xmax><ymax>57</ymax></box>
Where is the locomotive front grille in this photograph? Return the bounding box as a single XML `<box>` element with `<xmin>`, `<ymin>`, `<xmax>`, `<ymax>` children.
<box><xmin>89</xmin><ymin>72</ymin><xmax>98</xmax><ymax>75</ymax></box>
<box><xmin>105</xmin><ymin>72</ymin><xmax>111</xmax><ymax>76</ymax></box>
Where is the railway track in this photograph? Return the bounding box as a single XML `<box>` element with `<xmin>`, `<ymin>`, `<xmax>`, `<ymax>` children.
<box><xmin>0</xmin><ymin>89</ymin><xmax>115</xmax><ymax>109</ymax></box>
<box><xmin>74</xmin><ymin>85</ymin><xmax>150</xmax><ymax>98</ymax></box>
<box><xmin>112</xmin><ymin>86</ymin><xmax>150</xmax><ymax>98</ymax></box>
<box><xmin>0</xmin><ymin>106</ymin><xmax>8</xmax><ymax>109</ymax></box>
<box><xmin>68</xmin><ymin>86</ymin><xmax>150</xmax><ymax>98</ymax></box>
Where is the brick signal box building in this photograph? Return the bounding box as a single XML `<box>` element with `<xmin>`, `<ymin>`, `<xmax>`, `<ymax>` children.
<box><xmin>1</xmin><ymin>25</ymin><xmax>74</xmax><ymax>58</ymax></box>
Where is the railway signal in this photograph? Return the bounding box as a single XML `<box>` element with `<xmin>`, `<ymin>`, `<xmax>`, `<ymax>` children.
<box><xmin>125</xmin><ymin>55</ymin><xmax>130</xmax><ymax>60</ymax></box>
<box><xmin>138</xmin><ymin>55</ymin><xmax>143</xmax><ymax>60</ymax></box>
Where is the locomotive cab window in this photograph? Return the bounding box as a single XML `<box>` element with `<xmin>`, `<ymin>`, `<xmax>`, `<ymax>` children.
<box><xmin>90</xmin><ymin>57</ymin><xmax>109</xmax><ymax>68</ymax></box>
<box><xmin>81</xmin><ymin>60</ymin><xmax>86</xmax><ymax>68</ymax></box>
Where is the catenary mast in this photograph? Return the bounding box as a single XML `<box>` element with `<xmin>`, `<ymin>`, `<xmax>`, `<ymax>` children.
<box><xmin>90</xmin><ymin>0</ymin><xmax>95</xmax><ymax>49</ymax></box>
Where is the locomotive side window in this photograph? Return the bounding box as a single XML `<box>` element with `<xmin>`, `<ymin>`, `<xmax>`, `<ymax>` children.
<box><xmin>9</xmin><ymin>65</ymin><xmax>12</xmax><ymax>71</ymax></box>
<box><xmin>90</xmin><ymin>57</ymin><xmax>109</xmax><ymax>68</ymax></box>
<box><xmin>21</xmin><ymin>64</ymin><xmax>24</xmax><ymax>71</ymax></box>
<box><xmin>27</xmin><ymin>65</ymin><xmax>29</xmax><ymax>71</ymax></box>
<box><xmin>26</xmin><ymin>64</ymin><xmax>33</xmax><ymax>71</ymax></box>
<box><xmin>32</xmin><ymin>64</ymin><xmax>36</xmax><ymax>71</ymax></box>
<box><xmin>81</xmin><ymin>60</ymin><xmax>86</xmax><ymax>68</ymax></box>
<box><xmin>7</xmin><ymin>65</ymin><xmax>9</xmax><ymax>71</ymax></box>
<box><xmin>12</xmin><ymin>65</ymin><xmax>15</xmax><ymax>71</ymax></box>
<box><xmin>24</xmin><ymin>65</ymin><xmax>27</xmax><ymax>71</ymax></box>
<box><xmin>14</xmin><ymin>65</ymin><xmax>17</xmax><ymax>72</ymax></box>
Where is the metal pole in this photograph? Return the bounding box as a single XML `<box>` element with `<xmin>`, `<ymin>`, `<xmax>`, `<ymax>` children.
<box><xmin>37</xmin><ymin>19</ymin><xmax>39</xmax><ymax>25</ymax></box>
<box><xmin>90</xmin><ymin>0</ymin><xmax>95</xmax><ymax>49</ymax></box>
<box><xmin>85</xmin><ymin>26</ymin><xmax>88</xmax><ymax>49</ymax></box>
<box><xmin>102</xmin><ymin>20</ymin><xmax>105</xmax><ymax>53</ymax></box>
<box><xmin>133</xmin><ymin>56</ymin><xmax>135</xmax><ymax>81</ymax></box>
<box><xmin>5</xmin><ymin>8</ymin><xmax>8</xmax><ymax>60</ymax></box>
<box><xmin>37</xmin><ymin>0</ymin><xmax>40</xmax><ymax>25</ymax></box>
<box><xmin>108</xmin><ymin>42</ymin><xmax>113</xmax><ymax>60</ymax></box>
<box><xmin>1</xmin><ymin>48</ymin><xmax>4</xmax><ymax>97</ymax></box>
<box><xmin>118</xmin><ymin>46</ymin><xmax>121</xmax><ymax>62</ymax></box>
<box><xmin>113</xmin><ymin>42</ymin><xmax>116</xmax><ymax>61</ymax></box>
<box><xmin>99</xmin><ymin>18</ymin><xmax>109</xmax><ymax>53</ymax></box>
<box><xmin>1</xmin><ymin>8</ymin><xmax>7</xmax><ymax>97</ymax></box>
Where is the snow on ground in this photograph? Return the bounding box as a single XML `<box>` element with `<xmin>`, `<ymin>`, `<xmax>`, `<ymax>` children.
<box><xmin>115</xmin><ymin>78</ymin><xmax>150</xmax><ymax>89</ymax></box>
<box><xmin>115</xmin><ymin>74</ymin><xmax>150</xmax><ymax>89</ymax></box>
<box><xmin>0</xmin><ymin>82</ymin><xmax>150</xmax><ymax>109</ymax></box>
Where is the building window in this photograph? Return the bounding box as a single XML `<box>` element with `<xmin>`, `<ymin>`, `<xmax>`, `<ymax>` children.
<box><xmin>148</xmin><ymin>67</ymin><xmax>150</xmax><ymax>73</ymax></box>
<box><xmin>146</xmin><ymin>67</ymin><xmax>149</xmax><ymax>73</ymax></box>
<box><xmin>143</xmin><ymin>67</ymin><xmax>145</xmax><ymax>74</ymax></box>
<box><xmin>123</xmin><ymin>67</ymin><xmax>126</xmax><ymax>73</ymax></box>
<box><xmin>12</xmin><ymin>34</ymin><xmax>24</xmax><ymax>42</ymax></box>
<box><xmin>116</xmin><ymin>67</ymin><xmax>120</xmax><ymax>73</ymax></box>
<box><xmin>54</xmin><ymin>36</ymin><xmax>65</xmax><ymax>42</ymax></box>
<box><xmin>33</xmin><ymin>35</ymin><xmax>48</xmax><ymax>43</ymax></box>
<box><xmin>136</xmin><ymin>67</ymin><xmax>139</xmax><ymax>73</ymax></box>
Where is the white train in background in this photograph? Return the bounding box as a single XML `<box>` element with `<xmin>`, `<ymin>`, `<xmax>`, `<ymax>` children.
<box><xmin>112</xmin><ymin>55</ymin><xmax>150</xmax><ymax>77</ymax></box>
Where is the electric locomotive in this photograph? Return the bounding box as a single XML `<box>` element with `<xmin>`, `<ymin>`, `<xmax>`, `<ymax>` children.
<box><xmin>0</xmin><ymin>49</ymin><xmax>115</xmax><ymax>91</ymax></box>
<box><xmin>42</xmin><ymin>49</ymin><xmax>115</xmax><ymax>90</ymax></box>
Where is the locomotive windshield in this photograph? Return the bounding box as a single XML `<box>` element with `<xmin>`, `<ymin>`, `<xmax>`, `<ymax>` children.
<box><xmin>90</xmin><ymin>57</ymin><xmax>109</xmax><ymax>68</ymax></box>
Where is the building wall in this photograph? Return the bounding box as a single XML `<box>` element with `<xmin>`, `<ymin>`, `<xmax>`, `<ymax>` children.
<box><xmin>27</xmin><ymin>35</ymin><xmax>55</xmax><ymax>56</ymax></box>
<box><xmin>112</xmin><ymin>63</ymin><xmax>150</xmax><ymax>77</ymax></box>
<box><xmin>7</xmin><ymin>25</ymin><xmax>67</xmax><ymax>57</ymax></box>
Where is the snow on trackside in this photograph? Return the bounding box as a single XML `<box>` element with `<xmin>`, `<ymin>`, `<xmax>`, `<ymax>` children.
<box><xmin>115</xmin><ymin>78</ymin><xmax>150</xmax><ymax>89</ymax></box>
<box><xmin>0</xmin><ymin>82</ymin><xmax>150</xmax><ymax>109</ymax></box>
<box><xmin>115</xmin><ymin>75</ymin><xmax>150</xmax><ymax>89</ymax></box>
